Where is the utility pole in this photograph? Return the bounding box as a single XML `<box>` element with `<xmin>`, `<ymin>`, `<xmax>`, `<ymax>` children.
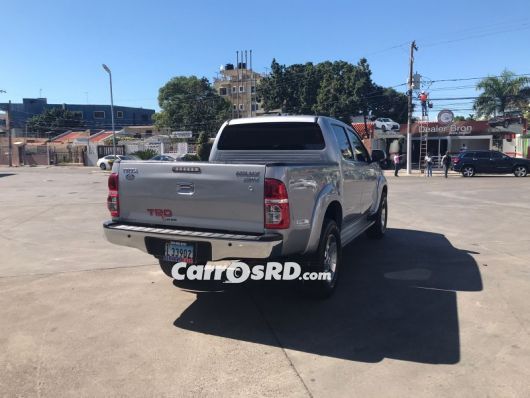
<box><xmin>406</xmin><ymin>40</ymin><xmax>418</xmax><ymax>175</ymax></box>
<box><xmin>7</xmin><ymin>100</ymin><xmax>12</xmax><ymax>167</ymax></box>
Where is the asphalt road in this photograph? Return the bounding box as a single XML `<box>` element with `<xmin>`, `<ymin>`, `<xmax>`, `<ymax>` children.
<box><xmin>1</xmin><ymin>166</ymin><xmax>529</xmax><ymax>397</ymax></box>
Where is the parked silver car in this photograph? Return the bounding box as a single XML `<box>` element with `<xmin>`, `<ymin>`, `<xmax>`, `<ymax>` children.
<box><xmin>103</xmin><ymin>116</ymin><xmax>388</xmax><ymax>297</ymax></box>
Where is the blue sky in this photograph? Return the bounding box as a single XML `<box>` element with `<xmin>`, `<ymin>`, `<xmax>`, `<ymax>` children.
<box><xmin>1</xmin><ymin>0</ymin><xmax>529</xmax><ymax>117</ymax></box>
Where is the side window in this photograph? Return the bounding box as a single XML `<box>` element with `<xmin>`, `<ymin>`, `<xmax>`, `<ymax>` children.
<box><xmin>462</xmin><ymin>152</ymin><xmax>475</xmax><ymax>158</ymax></box>
<box><xmin>346</xmin><ymin>129</ymin><xmax>370</xmax><ymax>162</ymax></box>
<box><xmin>476</xmin><ymin>152</ymin><xmax>490</xmax><ymax>159</ymax></box>
<box><xmin>331</xmin><ymin>125</ymin><xmax>354</xmax><ymax>161</ymax></box>
<box><xmin>491</xmin><ymin>151</ymin><xmax>503</xmax><ymax>159</ymax></box>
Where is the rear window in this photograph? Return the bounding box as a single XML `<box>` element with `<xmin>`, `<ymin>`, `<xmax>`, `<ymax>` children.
<box><xmin>217</xmin><ymin>122</ymin><xmax>325</xmax><ymax>150</ymax></box>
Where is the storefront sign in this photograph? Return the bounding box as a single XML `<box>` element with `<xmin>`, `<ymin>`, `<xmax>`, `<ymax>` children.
<box><xmin>418</xmin><ymin>124</ymin><xmax>472</xmax><ymax>135</ymax></box>
<box><xmin>171</xmin><ymin>131</ymin><xmax>193</xmax><ymax>139</ymax></box>
<box><xmin>438</xmin><ymin>109</ymin><xmax>454</xmax><ymax>125</ymax></box>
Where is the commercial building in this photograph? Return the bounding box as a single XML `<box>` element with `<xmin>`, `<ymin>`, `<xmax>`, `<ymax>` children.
<box><xmin>354</xmin><ymin>119</ymin><xmax>529</xmax><ymax>167</ymax></box>
<box><xmin>0</xmin><ymin>98</ymin><xmax>155</xmax><ymax>134</ymax></box>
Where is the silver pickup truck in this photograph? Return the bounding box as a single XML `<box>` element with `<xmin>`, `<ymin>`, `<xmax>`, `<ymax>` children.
<box><xmin>104</xmin><ymin>116</ymin><xmax>388</xmax><ymax>296</ymax></box>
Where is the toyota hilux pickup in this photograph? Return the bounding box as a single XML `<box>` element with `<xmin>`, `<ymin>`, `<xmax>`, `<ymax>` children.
<box><xmin>103</xmin><ymin>116</ymin><xmax>388</xmax><ymax>296</ymax></box>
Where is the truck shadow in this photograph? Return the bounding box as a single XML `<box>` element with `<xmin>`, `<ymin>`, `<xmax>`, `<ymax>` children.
<box><xmin>173</xmin><ymin>228</ymin><xmax>482</xmax><ymax>364</ymax></box>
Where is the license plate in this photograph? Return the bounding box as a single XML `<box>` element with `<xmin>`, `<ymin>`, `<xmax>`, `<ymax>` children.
<box><xmin>164</xmin><ymin>241</ymin><xmax>195</xmax><ymax>264</ymax></box>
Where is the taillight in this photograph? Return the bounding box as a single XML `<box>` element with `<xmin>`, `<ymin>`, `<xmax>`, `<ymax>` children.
<box><xmin>264</xmin><ymin>178</ymin><xmax>290</xmax><ymax>229</ymax></box>
<box><xmin>107</xmin><ymin>173</ymin><xmax>119</xmax><ymax>217</ymax></box>
<box><xmin>453</xmin><ymin>157</ymin><xmax>460</xmax><ymax>164</ymax></box>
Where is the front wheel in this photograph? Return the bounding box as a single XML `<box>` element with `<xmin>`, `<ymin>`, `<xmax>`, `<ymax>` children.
<box><xmin>366</xmin><ymin>193</ymin><xmax>387</xmax><ymax>239</ymax></box>
<box><xmin>99</xmin><ymin>163</ymin><xmax>106</xmax><ymax>170</ymax></box>
<box><xmin>514</xmin><ymin>166</ymin><xmax>528</xmax><ymax>177</ymax></box>
<box><xmin>503</xmin><ymin>120</ymin><xmax>510</xmax><ymax>128</ymax></box>
<box><xmin>462</xmin><ymin>166</ymin><xmax>475</xmax><ymax>177</ymax></box>
<box><xmin>381</xmin><ymin>125</ymin><xmax>387</xmax><ymax>132</ymax></box>
<box><xmin>300</xmin><ymin>219</ymin><xmax>342</xmax><ymax>298</ymax></box>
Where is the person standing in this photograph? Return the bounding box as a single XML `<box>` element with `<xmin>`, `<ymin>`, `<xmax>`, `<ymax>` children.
<box><xmin>441</xmin><ymin>151</ymin><xmax>452</xmax><ymax>178</ymax></box>
<box><xmin>419</xmin><ymin>91</ymin><xmax>429</xmax><ymax>117</ymax></box>
<box><xmin>425</xmin><ymin>152</ymin><xmax>433</xmax><ymax>177</ymax></box>
<box><xmin>393</xmin><ymin>153</ymin><xmax>401</xmax><ymax>177</ymax></box>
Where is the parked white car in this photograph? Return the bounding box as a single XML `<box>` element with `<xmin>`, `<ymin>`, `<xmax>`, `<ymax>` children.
<box><xmin>97</xmin><ymin>155</ymin><xmax>132</xmax><ymax>170</ymax></box>
<box><xmin>374</xmin><ymin>118</ymin><xmax>400</xmax><ymax>132</ymax></box>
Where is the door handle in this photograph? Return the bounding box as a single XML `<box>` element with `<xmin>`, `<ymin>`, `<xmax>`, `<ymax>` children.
<box><xmin>176</xmin><ymin>182</ymin><xmax>194</xmax><ymax>195</ymax></box>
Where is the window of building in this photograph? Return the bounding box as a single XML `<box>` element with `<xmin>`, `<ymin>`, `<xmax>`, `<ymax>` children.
<box><xmin>72</xmin><ymin>111</ymin><xmax>83</xmax><ymax>119</ymax></box>
<box><xmin>233</xmin><ymin>104</ymin><xmax>237</xmax><ymax>110</ymax></box>
<box><xmin>116</xmin><ymin>111</ymin><xmax>124</xmax><ymax>118</ymax></box>
<box><xmin>239</xmin><ymin>86</ymin><xmax>244</xmax><ymax>92</ymax></box>
<box><xmin>141</xmin><ymin>114</ymin><xmax>149</xmax><ymax>121</ymax></box>
<box><xmin>252</xmin><ymin>103</ymin><xmax>259</xmax><ymax>111</ymax></box>
<box><xmin>232</xmin><ymin>86</ymin><xmax>237</xmax><ymax>93</ymax></box>
<box><xmin>219</xmin><ymin>87</ymin><xmax>227</xmax><ymax>96</ymax></box>
<box><xmin>251</xmin><ymin>86</ymin><xmax>256</xmax><ymax>93</ymax></box>
<box><xmin>93</xmin><ymin>111</ymin><xmax>105</xmax><ymax>119</ymax></box>
<box><xmin>239</xmin><ymin>104</ymin><xmax>245</xmax><ymax>111</ymax></box>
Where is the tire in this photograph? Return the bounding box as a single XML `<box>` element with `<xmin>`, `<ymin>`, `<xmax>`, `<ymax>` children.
<box><xmin>366</xmin><ymin>193</ymin><xmax>387</xmax><ymax>239</ymax></box>
<box><xmin>462</xmin><ymin>166</ymin><xmax>475</xmax><ymax>177</ymax></box>
<box><xmin>159</xmin><ymin>259</ymin><xmax>175</xmax><ymax>277</ymax></box>
<box><xmin>514</xmin><ymin>165</ymin><xmax>528</xmax><ymax>177</ymax></box>
<box><xmin>503</xmin><ymin>120</ymin><xmax>510</xmax><ymax>128</ymax></box>
<box><xmin>99</xmin><ymin>163</ymin><xmax>106</xmax><ymax>170</ymax></box>
<box><xmin>300</xmin><ymin>219</ymin><xmax>342</xmax><ymax>298</ymax></box>
<box><xmin>382</xmin><ymin>125</ymin><xmax>387</xmax><ymax>132</ymax></box>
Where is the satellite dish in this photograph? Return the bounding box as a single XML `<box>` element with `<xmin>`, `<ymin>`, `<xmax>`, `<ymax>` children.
<box><xmin>219</xmin><ymin>65</ymin><xmax>225</xmax><ymax>71</ymax></box>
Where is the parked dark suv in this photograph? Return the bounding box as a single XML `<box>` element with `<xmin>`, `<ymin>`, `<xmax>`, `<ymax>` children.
<box><xmin>452</xmin><ymin>150</ymin><xmax>529</xmax><ymax>177</ymax></box>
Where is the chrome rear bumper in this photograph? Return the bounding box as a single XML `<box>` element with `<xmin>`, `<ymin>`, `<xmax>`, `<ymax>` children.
<box><xmin>103</xmin><ymin>221</ymin><xmax>283</xmax><ymax>261</ymax></box>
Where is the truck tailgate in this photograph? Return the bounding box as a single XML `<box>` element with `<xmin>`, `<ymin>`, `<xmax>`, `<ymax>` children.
<box><xmin>117</xmin><ymin>162</ymin><xmax>266</xmax><ymax>233</ymax></box>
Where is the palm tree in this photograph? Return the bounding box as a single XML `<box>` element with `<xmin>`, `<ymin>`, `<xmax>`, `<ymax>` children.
<box><xmin>474</xmin><ymin>70</ymin><xmax>530</xmax><ymax>117</ymax></box>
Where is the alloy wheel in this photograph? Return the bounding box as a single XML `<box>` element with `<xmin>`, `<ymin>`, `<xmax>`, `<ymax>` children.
<box><xmin>514</xmin><ymin>166</ymin><xmax>527</xmax><ymax>177</ymax></box>
<box><xmin>463</xmin><ymin>167</ymin><xmax>474</xmax><ymax>177</ymax></box>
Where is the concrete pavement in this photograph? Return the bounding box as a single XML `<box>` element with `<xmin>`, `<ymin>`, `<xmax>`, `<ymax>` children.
<box><xmin>0</xmin><ymin>166</ymin><xmax>529</xmax><ymax>397</ymax></box>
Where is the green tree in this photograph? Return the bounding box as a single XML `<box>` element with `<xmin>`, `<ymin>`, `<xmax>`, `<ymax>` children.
<box><xmin>27</xmin><ymin>107</ymin><xmax>85</xmax><ymax>134</ymax></box>
<box><xmin>474</xmin><ymin>70</ymin><xmax>530</xmax><ymax>117</ymax></box>
<box><xmin>196</xmin><ymin>132</ymin><xmax>212</xmax><ymax>161</ymax></box>
<box><xmin>153</xmin><ymin>76</ymin><xmax>231</xmax><ymax>135</ymax></box>
<box><xmin>258</xmin><ymin>58</ymin><xmax>408</xmax><ymax>123</ymax></box>
<box><xmin>131</xmin><ymin>149</ymin><xmax>157</xmax><ymax>160</ymax></box>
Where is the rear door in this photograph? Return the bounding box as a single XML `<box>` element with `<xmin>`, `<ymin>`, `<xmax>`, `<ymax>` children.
<box><xmin>474</xmin><ymin>151</ymin><xmax>491</xmax><ymax>172</ymax></box>
<box><xmin>118</xmin><ymin>162</ymin><xmax>266</xmax><ymax>233</ymax></box>
<box><xmin>346</xmin><ymin>128</ymin><xmax>378</xmax><ymax>214</ymax></box>
<box><xmin>330</xmin><ymin>125</ymin><xmax>363</xmax><ymax>222</ymax></box>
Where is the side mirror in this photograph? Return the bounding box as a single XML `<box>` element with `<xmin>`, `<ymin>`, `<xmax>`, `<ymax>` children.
<box><xmin>371</xmin><ymin>149</ymin><xmax>386</xmax><ymax>163</ymax></box>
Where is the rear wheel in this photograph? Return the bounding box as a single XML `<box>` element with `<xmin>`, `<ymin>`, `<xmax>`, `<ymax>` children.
<box><xmin>100</xmin><ymin>163</ymin><xmax>106</xmax><ymax>170</ymax></box>
<box><xmin>300</xmin><ymin>219</ymin><xmax>341</xmax><ymax>298</ymax></box>
<box><xmin>366</xmin><ymin>193</ymin><xmax>387</xmax><ymax>239</ymax></box>
<box><xmin>462</xmin><ymin>166</ymin><xmax>475</xmax><ymax>177</ymax></box>
<box><xmin>158</xmin><ymin>259</ymin><xmax>175</xmax><ymax>277</ymax></box>
<box><xmin>381</xmin><ymin>125</ymin><xmax>387</xmax><ymax>132</ymax></box>
<box><xmin>503</xmin><ymin>120</ymin><xmax>510</xmax><ymax>128</ymax></box>
<box><xmin>514</xmin><ymin>166</ymin><xmax>528</xmax><ymax>177</ymax></box>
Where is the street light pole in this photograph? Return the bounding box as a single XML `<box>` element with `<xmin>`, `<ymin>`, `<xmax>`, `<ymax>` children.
<box><xmin>102</xmin><ymin>64</ymin><xmax>116</xmax><ymax>156</ymax></box>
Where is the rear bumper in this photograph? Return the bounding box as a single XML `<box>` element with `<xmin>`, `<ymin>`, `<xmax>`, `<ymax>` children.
<box><xmin>103</xmin><ymin>221</ymin><xmax>283</xmax><ymax>261</ymax></box>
